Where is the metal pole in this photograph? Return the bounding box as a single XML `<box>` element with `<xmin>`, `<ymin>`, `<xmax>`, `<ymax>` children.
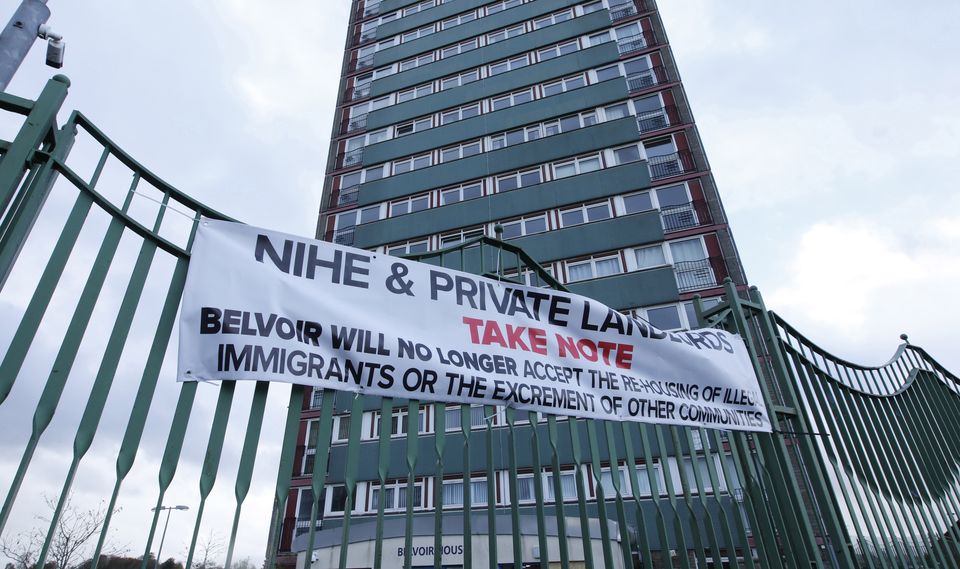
<box><xmin>156</xmin><ymin>507</ymin><xmax>172</xmax><ymax>569</ymax></box>
<box><xmin>0</xmin><ymin>0</ymin><xmax>51</xmax><ymax>91</ymax></box>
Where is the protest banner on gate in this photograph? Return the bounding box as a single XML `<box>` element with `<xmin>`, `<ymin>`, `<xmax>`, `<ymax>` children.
<box><xmin>178</xmin><ymin>219</ymin><xmax>771</xmax><ymax>432</ymax></box>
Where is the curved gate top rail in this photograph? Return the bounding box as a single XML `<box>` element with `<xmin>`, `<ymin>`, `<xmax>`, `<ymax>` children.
<box><xmin>3</xmin><ymin>76</ymin><xmax>960</xmax><ymax>569</ymax></box>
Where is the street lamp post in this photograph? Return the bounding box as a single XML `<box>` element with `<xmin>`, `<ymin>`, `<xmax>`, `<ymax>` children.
<box><xmin>151</xmin><ymin>505</ymin><xmax>189</xmax><ymax>569</ymax></box>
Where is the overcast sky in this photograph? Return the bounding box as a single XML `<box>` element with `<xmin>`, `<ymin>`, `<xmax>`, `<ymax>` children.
<box><xmin>1</xmin><ymin>0</ymin><xmax>959</xmax><ymax>566</ymax></box>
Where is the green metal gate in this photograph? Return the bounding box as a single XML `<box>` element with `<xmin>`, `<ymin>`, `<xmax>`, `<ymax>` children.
<box><xmin>2</xmin><ymin>77</ymin><xmax>959</xmax><ymax>569</ymax></box>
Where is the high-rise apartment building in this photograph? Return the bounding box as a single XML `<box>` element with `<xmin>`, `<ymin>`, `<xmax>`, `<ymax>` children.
<box><xmin>275</xmin><ymin>0</ymin><xmax>753</xmax><ymax>567</ymax></box>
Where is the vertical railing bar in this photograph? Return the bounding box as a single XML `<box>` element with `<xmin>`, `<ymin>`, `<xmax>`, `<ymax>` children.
<box><xmin>461</xmin><ymin>405</ymin><xmax>473</xmax><ymax>569</ymax></box>
<box><xmin>505</xmin><ymin>408</ymin><xmax>523</xmax><ymax>569</ymax></box>
<box><xmin>602</xmin><ymin>421</ymin><xmax>635</xmax><ymax>569</ymax></box>
<box><xmin>87</xmin><ymin>145</ymin><xmax>111</xmax><ymax>189</ymax></box>
<box><xmin>529</xmin><ymin>412</ymin><xmax>550</xmax><ymax>568</ymax></box>
<box><xmin>835</xmin><ymin>362</ymin><xmax>920</xmax><ymax>565</ymax></box>
<box><xmin>266</xmin><ymin>385</ymin><xmax>305</xmax><ymax>569</ymax></box>
<box><xmin>723</xmin><ymin>283</ymin><xmax>820</xmax><ymax>566</ymax></box>
<box><xmin>0</xmin><ymin>192</ymin><xmax>93</xmax><ymax>406</ymax></box>
<box><xmin>0</xmin><ymin>214</ymin><xmax>126</xmax><ymax>534</ymax></box>
<box><xmin>140</xmin><ymin>382</ymin><xmax>199</xmax><ymax>569</ymax></box>
<box><xmin>653</xmin><ymin>426</ymin><xmax>692</xmax><ymax>569</ymax></box>
<box><xmin>300</xmin><ymin>390</ymin><xmax>335</xmax><ymax>569</ymax></box>
<box><xmin>749</xmin><ymin>292</ymin><xmax>857</xmax><ymax>568</ymax></box>
<box><xmin>184</xmin><ymin>381</ymin><xmax>237</xmax><ymax>569</ymax></box>
<box><xmin>337</xmin><ymin>394</ymin><xmax>366</xmax><ymax>569</ymax></box>
<box><xmin>669</xmin><ymin>426</ymin><xmax>710</xmax><ymax>568</ymax></box>
<box><xmin>859</xmin><ymin>363</ymin><xmax>950</xmax><ymax>566</ymax></box>
<box><xmin>706</xmin><ymin>429</ymin><xmax>756</xmax><ymax>569</ymax></box>
<box><xmin>567</xmin><ymin>418</ymin><xmax>595</xmax><ymax>569</ymax></box>
<box><xmin>892</xmin><ymin>355</ymin><xmax>960</xmax><ymax>564</ymax></box>
<box><xmin>682</xmin><ymin>427</ymin><xmax>728</xmax><ymax>569</ymax></box>
<box><xmin>91</xmin><ymin>254</ymin><xmax>191</xmax><ymax>569</ymax></box>
<box><xmin>908</xmin><ymin>357</ymin><xmax>960</xmax><ymax>561</ymax></box>
<box><xmin>402</xmin><ymin>400</ymin><xmax>421</xmax><ymax>569</ymax></box>
<box><xmin>483</xmin><ymin>405</ymin><xmax>497</xmax><ymax>569</ymax></box>
<box><xmin>224</xmin><ymin>381</ymin><xmax>271</xmax><ymax>569</ymax></box>
<box><xmin>788</xmin><ymin>355</ymin><xmax>874</xmax><ymax>569</ymax></box>
<box><xmin>620</xmin><ymin>423</ymin><xmax>655</xmax><ymax>568</ymax></box>
<box><xmin>799</xmin><ymin>362</ymin><xmax>885</xmax><ymax>569</ymax></box>
<box><xmin>546</xmin><ymin>416</ymin><xmax>570</xmax><ymax>569</ymax></box>
<box><xmin>432</xmin><ymin>402</ymin><xmax>446</xmax><ymax>569</ymax></box>
<box><xmin>373</xmin><ymin>396</ymin><xmax>394</xmax><ymax>569</ymax></box>
<box><xmin>584</xmin><ymin>420</ymin><xmax>615</xmax><ymax>568</ymax></box>
<box><xmin>35</xmin><ymin>234</ymin><xmax>161</xmax><ymax>569</ymax></box>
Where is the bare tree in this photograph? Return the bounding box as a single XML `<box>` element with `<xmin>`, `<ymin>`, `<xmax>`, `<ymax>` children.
<box><xmin>191</xmin><ymin>532</ymin><xmax>223</xmax><ymax>569</ymax></box>
<box><xmin>0</xmin><ymin>495</ymin><xmax>118</xmax><ymax>569</ymax></box>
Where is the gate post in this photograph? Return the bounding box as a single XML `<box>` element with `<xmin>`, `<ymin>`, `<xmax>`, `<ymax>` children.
<box><xmin>0</xmin><ymin>74</ymin><xmax>72</xmax><ymax>289</ymax></box>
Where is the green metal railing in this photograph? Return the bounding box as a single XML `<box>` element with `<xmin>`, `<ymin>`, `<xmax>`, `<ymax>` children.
<box><xmin>2</xmin><ymin>76</ymin><xmax>960</xmax><ymax>569</ymax></box>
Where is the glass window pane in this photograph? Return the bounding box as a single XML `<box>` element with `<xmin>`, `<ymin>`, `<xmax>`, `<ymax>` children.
<box><xmin>596</xmin><ymin>65</ymin><xmax>621</xmax><ymax>81</ymax></box>
<box><xmin>520</xmin><ymin>170</ymin><xmax>541</xmax><ymax>186</ymax></box>
<box><xmin>656</xmin><ymin>184</ymin><xmax>689</xmax><ymax>207</ymax></box>
<box><xmin>514</xmin><ymin>90</ymin><xmax>533</xmax><ymax>104</ymax></box>
<box><xmin>554</xmin><ymin>163</ymin><xmax>576</xmax><ymax>178</ymax></box>
<box><xmin>463</xmin><ymin>184</ymin><xmax>482</xmax><ymax>199</ymax></box>
<box><xmin>670</xmin><ymin>239</ymin><xmax>706</xmax><ymax>262</ymax></box>
<box><xmin>635</xmin><ymin>245</ymin><xmax>666</xmax><ymax>268</ymax></box>
<box><xmin>623</xmin><ymin>192</ymin><xmax>653</xmax><ymax>214</ymax></box>
<box><xmin>411</xmin><ymin>197</ymin><xmax>428</xmax><ymax>211</ymax></box>
<box><xmin>567</xmin><ymin>263</ymin><xmax>592</xmax><ymax>282</ymax></box>
<box><xmin>595</xmin><ymin>258</ymin><xmax>621</xmax><ymax>277</ymax></box>
<box><xmin>498</xmin><ymin>175</ymin><xmax>518</xmax><ymax>192</ymax></box>
<box><xmin>561</xmin><ymin>210</ymin><xmax>584</xmax><ymax>226</ymax></box>
<box><xmin>579</xmin><ymin>157</ymin><xmax>601</xmax><ymax>172</ymax></box>
<box><xmin>615</xmin><ymin>146</ymin><xmax>642</xmax><ymax>164</ymax></box>
<box><xmin>648</xmin><ymin>306</ymin><xmax>682</xmax><ymax>331</ymax></box>
<box><xmin>586</xmin><ymin>204</ymin><xmax>610</xmax><ymax>221</ymax></box>
<box><xmin>525</xmin><ymin>217</ymin><xmax>547</xmax><ymax>234</ymax></box>
<box><xmin>501</xmin><ymin>222</ymin><xmax>522</xmax><ymax>239</ymax></box>
<box><xmin>442</xmin><ymin>189</ymin><xmax>459</xmax><ymax>205</ymax></box>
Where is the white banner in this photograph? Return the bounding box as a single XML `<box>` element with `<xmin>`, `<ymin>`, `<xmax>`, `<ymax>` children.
<box><xmin>178</xmin><ymin>219</ymin><xmax>771</xmax><ymax>432</ymax></box>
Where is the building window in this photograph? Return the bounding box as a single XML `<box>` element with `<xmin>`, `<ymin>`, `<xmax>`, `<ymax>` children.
<box><xmin>442</xmin><ymin>11</ymin><xmax>477</xmax><ymax>30</ymax></box>
<box><xmin>646</xmin><ymin>304</ymin><xmax>683</xmax><ymax>330</ymax></box>
<box><xmin>534</xmin><ymin>9</ymin><xmax>574</xmax><ymax>29</ymax></box>
<box><xmin>371</xmin><ymin>480</ymin><xmax>425</xmax><ymax>513</ymax></box>
<box><xmin>392</xmin><ymin>154</ymin><xmax>432</xmax><ymax>174</ymax></box>
<box><xmin>328</xmin><ymin>485</ymin><xmax>356</xmax><ymax>514</ymax></box>
<box><xmin>444</xmin><ymin>404</ymin><xmax>489</xmax><ymax>431</ymax></box>
<box><xmin>402</xmin><ymin>25</ymin><xmax>436</xmax><ymax>43</ymax></box>
<box><xmin>537</xmin><ymin>40</ymin><xmax>579</xmax><ymax>61</ymax></box>
<box><xmin>388</xmin><ymin>240</ymin><xmax>429</xmax><ymax>256</ymax></box>
<box><xmin>440</xmin><ymin>140</ymin><xmax>482</xmax><ymax>162</ymax></box>
<box><xmin>504</xmin><ymin>266</ymin><xmax>554</xmax><ymax>288</ymax></box>
<box><xmin>496</xmin><ymin>168</ymin><xmax>541</xmax><ymax>192</ymax></box>
<box><xmin>542</xmin><ymin>74</ymin><xmax>587</xmax><ymax>96</ymax></box>
<box><xmin>634</xmin><ymin>462</ymin><xmax>665</xmax><ymax>497</ymax></box>
<box><xmin>545</xmin><ymin>470</ymin><xmax>578</xmax><ymax>502</ymax></box>
<box><xmin>441</xmin><ymin>102</ymin><xmax>481</xmax><ymax>124</ymax></box>
<box><xmin>604</xmin><ymin>102</ymin><xmax>631</xmax><ymax>120</ymax></box>
<box><xmin>499</xmin><ymin>214</ymin><xmax>548</xmax><ymax>239</ymax></box>
<box><xmin>399</xmin><ymin>53</ymin><xmax>434</xmax><ymax>72</ymax></box>
<box><xmin>442</xmin><ymin>38</ymin><xmax>479</xmax><ymax>58</ymax></box>
<box><xmin>553</xmin><ymin>154</ymin><xmax>602</xmax><ymax>178</ymax></box>
<box><xmin>440</xmin><ymin>227</ymin><xmax>484</xmax><ymax>247</ymax></box>
<box><xmin>442</xmin><ymin>478</ymin><xmax>489</xmax><ymax>507</ymax></box>
<box><xmin>560</xmin><ymin>202</ymin><xmax>611</xmax><ymax>227</ymax></box>
<box><xmin>634</xmin><ymin>244</ymin><xmax>667</xmax><ymax>269</ymax></box>
<box><xmin>373</xmin><ymin>408</ymin><xmax>426</xmax><ymax>437</ymax></box>
<box><xmin>613</xmin><ymin>144</ymin><xmax>644</xmax><ymax>165</ymax></box>
<box><xmin>597</xmin><ymin>467</ymin><xmax>628</xmax><ymax>499</ymax></box>
<box><xmin>395</xmin><ymin>117</ymin><xmax>433</xmax><ymax>137</ymax></box>
<box><xmin>441</xmin><ymin>69</ymin><xmax>480</xmax><ymax>90</ymax></box>
<box><xmin>491</xmin><ymin>88</ymin><xmax>534</xmax><ymax>111</ymax></box>
<box><xmin>390</xmin><ymin>194</ymin><xmax>429</xmax><ymax>216</ymax></box>
<box><xmin>486</xmin><ymin>0</ymin><xmax>521</xmax><ymax>16</ymax></box>
<box><xmin>332</xmin><ymin>415</ymin><xmax>352</xmax><ymax>443</ymax></box>
<box><xmin>622</xmin><ymin>190</ymin><xmax>654</xmax><ymax>214</ymax></box>
<box><xmin>489</xmin><ymin>54</ymin><xmax>529</xmax><ymax>75</ymax></box>
<box><xmin>402</xmin><ymin>0</ymin><xmax>435</xmax><ymax>16</ymax></box>
<box><xmin>440</xmin><ymin>182</ymin><xmax>483</xmax><ymax>205</ymax></box>
<box><xmin>397</xmin><ymin>83</ymin><xmax>434</xmax><ymax>103</ymax></box>
<box><xmin>488</xmin><ymin>25</ymin><xmax>524</xmax><ymax>44</ymax></box>
<box><xmin>566</xmin><ymin>255</ymin><xmax>622</xmax><ymax>282</ymax></box>
<box><xmin>595</xmin><ymin>63</ymin><xmax>622</xmax><ymax>82</ymax></box>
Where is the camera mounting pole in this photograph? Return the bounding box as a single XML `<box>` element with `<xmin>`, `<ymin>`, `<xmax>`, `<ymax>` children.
<box><xmin>0</xmin><ymin>0</ymin><xmax>52</xmax><ymax>92</ymax></box>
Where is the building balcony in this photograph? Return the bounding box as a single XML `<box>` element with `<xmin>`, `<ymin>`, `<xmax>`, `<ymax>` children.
<box><xmin>329</xmin><ymin>185</ymin><xmax>360</xmax><ymax>208</ymax></box>
<box><xmin>336</xmin><ymin>148</ymin><xmax>364</xmax><ymax>169</ymax></box>
<box><xmin>342</xmin><ymin>113</ymin><xmax>369</xmax><ymax>134</ymax></box>
<box><xmin>674</xmin><ymin>257</ymin><xmax>726</xmax><ymax>293</ymax></box>
<box><xmin>309</xmin><ymin>388</ymin><xmax>323</xmax><ymax>410</ymax></box>
<box><xmin>348</xmin><ymin>83</ymin><xmax>371</xmax><ymax>102</ymax></box>
<box><xmin>660</xmin><ymin>200</ymin><xmax>712</xmax><ymax>233</ymax></box>
<box><xmin>626</xmin><ymin>66</ymin><xmax>669</xmax><ymax>93</ymax></box>
<box><xmin>636</xmin><ymin>105</ymin><xmax>680</xmax><ymax>134</ymax></box>
<box><xmin>352</xmin><ymin>54</ymin><xmax>375</xmax><ymax>73</ymax></box>
<box><xmin>360</xmin><ymin>0</ymin><xmax>381</xmax><ymax>18</ymax></box>
<box><xmin>610</xmin><ymin>0</ymin><xmax>652</xmax><ymax>21</ymax></box>
<box><xmin>648</xmin><ymin>149</ymin><xmax>696</xmax><ymax>180</ymax></box>
<box><xmin>617</xmin><ymin>29</ymin><xmax>658</xmax><ymax>56</ymax></box>
<box><xmin>327</xmin><ymin>227</ymin><xmax>356</xmax><ymax>246</ymax></box>
<box><xmin>353</xmin><ymin>27</ymin><xmax>378</xmax><ymax>47</ymax></box>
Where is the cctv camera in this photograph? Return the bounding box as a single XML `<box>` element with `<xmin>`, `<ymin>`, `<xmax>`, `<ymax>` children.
<box><xmin>46</xmin><ymin>38</ymin><xmax>65</xmax><ymax>69</ymax></box>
